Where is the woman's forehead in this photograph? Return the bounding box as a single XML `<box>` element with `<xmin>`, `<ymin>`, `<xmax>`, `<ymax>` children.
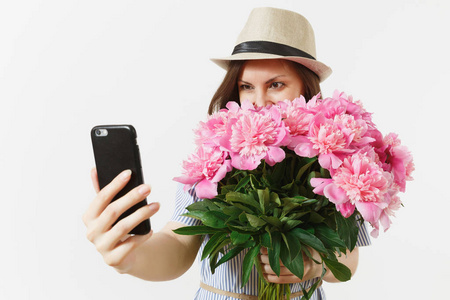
<box><xmin>239</xmin><ymin>59</ymin><xmax>299</xmax><ymax>80</ymax></box>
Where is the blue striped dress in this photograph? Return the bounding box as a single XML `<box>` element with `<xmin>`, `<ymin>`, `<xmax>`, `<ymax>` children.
<box><xmin>171</xmin><ymin>184</ymin><xmax>371</xmax><ymax>300</ymax></box>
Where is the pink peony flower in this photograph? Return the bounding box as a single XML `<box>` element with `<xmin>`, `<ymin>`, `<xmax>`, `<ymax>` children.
<box><xmin>383</xmin><ymin>191</ymin><xmax>402</xmax><ymax>217</ymax></box>
<box><xmin>294</xmin><ymin>114</ymin><xmax>353</xmax><ymax>170</ymax></box>
<box><xmin>317</xmin><ymin>96</ymin><xmax>346</xmax><ymax>119</ymax></box>
<box><xmin>370</xmin><ymin>132</ymin><xmax>414</xmax><ymax>192</ymax></box>
<box><xmin>311</xmin><ymin>122</ymin><xmax>347</xmax><ymax>154</ymax></box>
<box><xmin>333</xmin><ymin>114</ymin><xmax>374</xmax><ymax>147</ymax></box>
<box><xmin>329</xmin><ymin>90</ymin><xmax>374</xmax><ymax>126</ymax></box>
<box><xmin>323</xmin><ymin>152</ymin><xmax>391</xmax><ymax>226</ymax></box>
<box><xmin>220</xmin><ymin>101</ymin><xmax>288</xmax><ymax>170</ymax></box>
<box><xmin>310</xmin><ymin>177</ymin><xmax>333</xmax><ymax>195</ymax></box>
<box><xmin>382</xmin><ymin>133</ymin><xmax>415</xmax><ymax>192</ymax></box>
<box><xmin>173</xmin><ymin>146</ymin><xmax>232</xmax><ymax>199</ymax></box>
<box><xmin>280</xmin><ymin>96</ymin><xmax>315</xmax><ymax>137</ymax></box>
<box><xmin>370</xmin><ymin>190</ymin><xmax>402</xmax><ymax>238</ymax></box>
<box><xmin>194</xmin><ymin>110</ymin><xmax>230</xmax><ymax>148</ymax></box>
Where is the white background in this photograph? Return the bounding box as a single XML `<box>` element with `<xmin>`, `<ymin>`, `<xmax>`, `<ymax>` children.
<box><xmin>1</xmin><ymin>0</ymin><xmax>449</xmax><ymax>299</ymax></box>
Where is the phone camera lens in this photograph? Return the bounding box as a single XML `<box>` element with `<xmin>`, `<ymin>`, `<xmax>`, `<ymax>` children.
<box><xmin>95</xmin><ymin>129</ymin><xmax>108</xmax><ymax>137</ymax></box>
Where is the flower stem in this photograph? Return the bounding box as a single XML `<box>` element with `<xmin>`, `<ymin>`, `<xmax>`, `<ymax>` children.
<box><xmin>258</xmin><ymin>275</ymin><xmax>291</xmax><ymax>300</ymax></box>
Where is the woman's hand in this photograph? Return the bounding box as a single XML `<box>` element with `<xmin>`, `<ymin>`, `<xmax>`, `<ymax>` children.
<box><xmin>259</xmin><ymin>246</ymin><xmax>360</xmax><ymax>283</ymax></box>
<box><xmin>82</xmin><ymin>168</ymin><xmax>160</xmax><ymax>274</ymax></box>
<box><xmin>259</xmin><ymin>247</ymin><xmax>322</xmax><ymax>284</ymax></box>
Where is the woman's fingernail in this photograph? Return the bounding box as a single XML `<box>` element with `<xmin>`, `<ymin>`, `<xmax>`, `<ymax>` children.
<box><xmin>138</xmin><ymin>185</ymin><xmax>150</xmax><ymax>195</ymax></box>
<box><xmin>149</xmin><ymin>202</ymin><xmax>160</xmax><ymax>209</ymax></box>
<box><xmin>121</xmin><ymin>170</ymin><xmax>132</xmax><ymax>180</ymax></box>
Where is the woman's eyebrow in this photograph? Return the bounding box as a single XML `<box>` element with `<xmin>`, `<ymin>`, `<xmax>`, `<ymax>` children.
<box><xmin>237</xmin><ymin>79</ymin><xmax>252</xmax><ymax>85</ymax></box>
<box><xmin>265</xmin><ymin>75</ymin><xmax>286</xmax><ymax>84</ymax></box>
<box><xmin>238</xmin><ymin>75</ymin><xmax>287</xmax><ymax>85</ymax></box>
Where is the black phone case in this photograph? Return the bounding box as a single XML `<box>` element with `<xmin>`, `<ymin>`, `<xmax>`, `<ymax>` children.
<box><xmin>91</xmin><ymin>124</ymin><xmax>150</xmax><ymax>235</ymax></box>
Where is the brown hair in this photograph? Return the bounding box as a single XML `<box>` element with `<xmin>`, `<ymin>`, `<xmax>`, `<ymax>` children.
<box><xmin>208</xmin><ymin>60</ymin><xmax>321</xmax><ymax>115</ymax></box>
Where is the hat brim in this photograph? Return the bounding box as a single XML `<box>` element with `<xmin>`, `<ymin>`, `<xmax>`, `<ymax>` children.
<box><xmin>211</xmin><ymin>53</ymin><xmax>332</xmax><ymax>82</ymax></box>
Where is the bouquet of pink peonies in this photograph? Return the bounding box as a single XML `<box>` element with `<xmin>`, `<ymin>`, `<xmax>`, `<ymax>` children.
<box><xmin>173</xmin><ymin>91</ymin><xmax>414</xmax><ymax>299</ymax></box>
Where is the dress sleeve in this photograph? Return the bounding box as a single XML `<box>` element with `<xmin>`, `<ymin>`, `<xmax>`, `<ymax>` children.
<box><xmin>355</xmin><ymin>218</ymin><xmax>372</xmax><ymax>247</ymax></box>
<box><xmin>170</xmin><ymin>183</ymin><xmax>203</xmax><ymax>226</ymax></box>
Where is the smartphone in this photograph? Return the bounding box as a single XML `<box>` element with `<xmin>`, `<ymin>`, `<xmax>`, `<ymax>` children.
<box><xmin>91</xmin><ymin>124</ymin><xmax>151</xmax><ymax>235</ymax></box>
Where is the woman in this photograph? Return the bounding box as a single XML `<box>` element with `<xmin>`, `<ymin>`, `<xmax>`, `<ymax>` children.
<box><xmin>83</xmin><ymin>7</ymin><xmax>371</xmax><ymax>299</ymax></box>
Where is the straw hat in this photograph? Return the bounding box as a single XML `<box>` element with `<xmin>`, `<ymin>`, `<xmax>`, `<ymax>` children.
<box><xmin>211</xmin><ymin>7</ymin><xmax>332</xmax><ymax>82</ymax></box>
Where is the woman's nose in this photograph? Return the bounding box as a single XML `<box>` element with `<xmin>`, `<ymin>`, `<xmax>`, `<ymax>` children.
<box><xmin>253</xmin><ymin>90</ymin><xmax>272</xmax><ymax>107</ymax></box>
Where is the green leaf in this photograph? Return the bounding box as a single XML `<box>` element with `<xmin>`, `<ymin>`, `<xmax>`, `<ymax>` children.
<box><xmin>281</xmin><ymin>202</ymin><xmax>300</xmax><ymax>215</ymax></box>
<box><xmin>214</xmin><ymin>201</ymin><xmax>227</xmax><ymax>209</ymax></box>
<box><xmin>241</xmin><ymin>244</ymin><xmax>261</xmax><ymax>287</ymax></box>
<box><xmin>173</xmin><ymin>225</ymin><xmax>225</xmax><ymax>236</ymax></box>
<box><xmin>226</xmin><ymin>192</ymin><xmax>260</xmax><ymax>211</ymax></box>
<box><xmin>261</xmin><ymin>231</ymin><xmax>272</xmax><ymax>248</ymax></box>
<box><xmin>315</xmin><ymin>224</ymin><xmax>347</xmax><ymax>249</ymax></box>
<box><xmin>285</xmin><ymin>231</ymin><xmax>302</xmax><ymax>261</ymax></box>
<box><xmin>314</xmin><ymin>196</ymin><xmax>329</xmax><ymax>210</ymax></box>
<box><xmin>292</xmin><ymin>195</ymin><xmax>310</xmax><ymax>202</ymax></box>
<box><xmin>186</xmin><ymin>199</ymin><xmax>219</xmax><ymax>212</ymax></box>
<box><xmin>335</xmin><ymin>212</ymin><xmax>359</xmax><ymax>251</ymax></box>
<box><xmin>279</xmin><ymin>240</ymin><xmax>290</xmax><ymax>265</ymax></box>
<box><xmin>291</xmin><ymin>228</ymin><xmax>327</xmax><ymax>253</ymax></box>
<box><xmin>269</xmin><ymin>159</ymin><xmax>286</xmax><ymax>183</ymax></box>
<box><xmin>220</xmin><ymin>184</ymin><xmax>236</xmax><ymax>194</ymax></box>
<box><xmin>295</xmin><ymin>157</ymin><xmax>318</xmax><ymax>181</ymax></box>
<box><xmin>209</xmin><ymin>238</ymin><xmax>232</xmax><ymax>273</ymax></box>
<box><xmin>286</xmin><ymin>211</ymin><xmax>308</xmax><ymax>220</ymax></box>
<box><xmin>300</xmin><ymin>199</ymin><xmax>319</xmax><ymax>205</ymax></box>
<box><xmin>257</xmin><ymin>188</ymin><xmax>270</xmax><ymax>214</ymax></box>
<box><xmin>268</xmin><ymin>231</ymin><xmax>281</xmax><ymax>277</ymax></box>
<box><xmin>302</xmin><ymin>277</ymin><xmax>323</xmax><ymax>299</ymax></box>
<box><xmin>270</xmin><ymin>192</ymin><xmax>281</xmax><ymax>206</ymax></box>
<box><xmin>308</xmin><ymin>211</ymin><xmax>325</xmax><ymax>223</ymax></box>
<box><xmin>235</xmin><ymin>175</ymin><xmax>251</xmax><ymax>192</ymax></box>
<box><xmin>227</xmin><ymin>225</ymin><xmax>260</xmax><ymax>233</ymax></box>
<box><xmin>215</xmin><ymin>245</ymin><xmax>244</xmax><ymax>268</ymax></box>
<box><xmin>272</xmin><ymin>208</ymin><xmax>281</xmax><ymax>219</ymax></box>
<box><xmin>282</xmin><ymin>220</ymin><xmax>303</xmax><ymax>231</ymax></box>
<box><xmin>209</xmin><ymin>251</ymin><xmax>220</xmax><ymax>274</ymax></box>
<box><xmin>260</xmin><ymin>216</ymin><xmax>283</xmax><ymax>229</ymax></box>
<box><xmin>201</xmin><ymin>211</ymin><xmax>229</xmax><ymax>229</ymax></box>
<box><xmin>260</xmin><ymin>175</ymin><xmax>271</xmax><ymax>187</ymax></box>
<box><xmin>180</xmin><ymin>210</ymin><xmax>206</xmax><ymax>221</ymax></box>
<box><xmin>245</xmin><ymin>214</ymin><xmax>267</xmax><ymax>228</ymax></box>
<box><xmin>201</xmin><ymin>232</ymin><xmax>228</xmax><ymax>260</ymax></box>
<box><xmin>229</xmin><ymin>202</ymin><xmax>254</xmax><ymax>214</ymax></box>
<box><xmin>221</xmin><ymin>206</ymin><xmax>242</xmax><ymax>217</ymax></box>
<box><xmin>322</xmin><ymin>256</ymin><xmax>352</xmax><ymax>282</ymax></box>
<box><xmin>230</xmin><ymin>170</ymin><xmax>247</xmax><ymax>178</ymax></box>
<box><xmin>281</xmin><ymin>180</ymin><xmax>295</xmax><ymax>190</ymax></box>
<box><xmin>281</xmin><ymin>196</ymin><xmax>318</xmax><ymax>205</ymax></box>
<box><xmin>280</xmin><ymin>232</ymin><xmax>289</xmax><ymax>253</ymax></box>
<box><xmin>302</xmin><ymin>246</ymin><xmax>321</xmax><ymax>264</ymax></box>
<box><xmin>239</xmin><ymin>212</ymin><xmax>248</xmax><ymax>223</ymax></box>
<box><xmin>281</xmin><ymin>247</ymin><xmax>304</xmax><ymax>280</ymax></box>
<box><xmin>320</xmin><ymin>167</ymin><xmax>330</xmax><ymax>178</ymax></box>
<box><xmin>230</xmin><ymin>231</ymin><xmax>251</xmax><ymax>245</ymax></box>
<box><xmin>249</xmin><ymin>174</ymin><xmax>261</xmax><ymax>189</ymax></box>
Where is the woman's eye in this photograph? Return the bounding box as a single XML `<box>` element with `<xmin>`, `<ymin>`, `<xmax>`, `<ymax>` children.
<box><xmin>270</xmin><ymin>82</ymin><xmax>285</xmax><ymax>89</ymax></box>
<box><xmin>239</xmin><ymin>84</ymin><xmax>253</xmax><ymax>91</ymax></box>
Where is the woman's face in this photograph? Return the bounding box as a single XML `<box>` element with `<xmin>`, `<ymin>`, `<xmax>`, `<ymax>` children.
<box><xmin>238</xmin><ymin>59</ymin><xmax>304</xmax><ymax>107</ymax></box>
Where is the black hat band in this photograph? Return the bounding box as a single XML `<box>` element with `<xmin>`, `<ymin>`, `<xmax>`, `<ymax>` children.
<box><xmin>232</xmin><ymin>41</ymin><xmax>316</xmax><ymax>61</ymax></box>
